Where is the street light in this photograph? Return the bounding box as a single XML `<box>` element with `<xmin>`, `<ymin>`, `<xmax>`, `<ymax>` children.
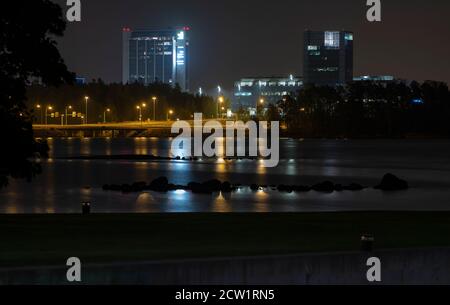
<box><xmin>84</xmin><ymin>96</ymin><xmax>89</xmax><ymax>124</ymax></box>
<box><xmin>103</xmin><ymin>108</ymin><xmax>111</xmax><ymax>123</ymax></box>
<box><xmin>167</xmin><ymin>109</ymin><xmax>174</xmax><ymax>121</ymax></box>
<box><xmin>152</xmin><ymin>96</ymin><xmax>157</xmax><ymax>121</ymax></box>
<box><xmin>65</xmin><ymin>105</ymin><xmax>72</xmax><ymax>125</ymax></box>
<box><xmin>139</xmin><ymin>103</ymin><xmax>147</xmax><ymax>122</ymax></box>
<box><xmin>217</xmin><ymin>96</ymin><xmax>224</xmax><ymax>118</ymax></box>
<box><xmin>36</xmin><ymin>104</ymin><xmax>43</xmax><ymax>124</ymax></box>
<box><xmin>45</xmin><ymin>106</ymin><xmax>53</xmax><ymax>125</ymax></box>
<box><xmin>136</xmin><ymin>105</ymin><xmax>142</xmax><ymax>122</ymax></box>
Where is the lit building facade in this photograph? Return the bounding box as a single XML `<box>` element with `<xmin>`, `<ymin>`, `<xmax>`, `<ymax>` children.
<box><xmin>233</xmin><ymin>75</ymin><xmax>303</xmax><ymax>111</ymax></box>
<box><xmin>122</xmin><ymin>26</ymin><xmax>190</xmax><ymax>91</ymax></box>
<box><xmin>353</xmin><ymin>75</ymin><xmax>395</xmax><ymax>82</ymax></box>
<box><xmin>303</xmin><ymin>30</ymin><xmax>353</xmax><ymax>86</ymax></box>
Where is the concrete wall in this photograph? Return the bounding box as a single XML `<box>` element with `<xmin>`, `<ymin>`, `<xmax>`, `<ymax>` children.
<box><xmin>2</xmin><ymin>248</ymin><xmax>450</xmax><ymax>285</ymax></box>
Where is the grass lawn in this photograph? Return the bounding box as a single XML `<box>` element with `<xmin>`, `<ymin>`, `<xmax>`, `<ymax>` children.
<box><xmin>1</xmin><ymin>212</ymin><xmax>450</xmax><ymax>268</ymax></box>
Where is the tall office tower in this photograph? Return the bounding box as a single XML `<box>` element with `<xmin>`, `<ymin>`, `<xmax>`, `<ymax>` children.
<box><xmin>303</xmin><ymin>30</ymin><xmax>353</xmax><ymax>86</ymax></box>
<box><xmin>122</xmin><ymin>26</ymin><xmax>190</xmax><ymax>91</ymax></box>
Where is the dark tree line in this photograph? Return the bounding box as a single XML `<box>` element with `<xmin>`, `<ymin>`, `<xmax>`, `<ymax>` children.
<box><xmin>270</xmin><ymin>81</ymin><xmax>450</xmax><ymax>138</ymax></box>
<box><xmin>27</xmin><ymin>81</ymin><xmax>218</xmax><ymax>123</ymax></box>
<box><xmin>1</xmin><ymin>0</ymin><xmax>74</xmax><ymax>187</ymax></box>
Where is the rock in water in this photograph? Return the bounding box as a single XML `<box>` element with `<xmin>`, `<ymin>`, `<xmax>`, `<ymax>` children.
<box><xmin>221</xmin><ymin>181</ymin><xmax>233</xmax><ymax>193</ymax></box>
<box><xmin>312</xmin><ymin>181</ymin><xmax>335</xmax><ymax>193</ymax></box>
<box><xmin>202</xmin><ymin>179</ymin><xmax>222</xmax><ymax>193</ymax></box>
<box><xmin>250</xmin><ymin>184</ymin><xmax>259</xmax><ymax>191</ymax></box>
<box><xmin>375</xmin><ymin>173</ymin><xmax>409</xmax><ymax>191</ymax></box>
<box><xmin>149</xmin><ymin>176</ymin><xmax>169</xmax><ymax>192</ymax></box>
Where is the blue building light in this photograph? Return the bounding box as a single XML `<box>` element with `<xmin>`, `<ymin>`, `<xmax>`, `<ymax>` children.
<box><xmin>411</xmin><ymin>98</ymin><xmax>424</xmax><ymax>104</ymax></box>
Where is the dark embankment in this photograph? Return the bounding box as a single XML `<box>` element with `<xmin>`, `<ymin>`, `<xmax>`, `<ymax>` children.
<box><xmin>1</xmin><ymin>212</ymin><xmax>450</xmax><ymax>267</ymax></box>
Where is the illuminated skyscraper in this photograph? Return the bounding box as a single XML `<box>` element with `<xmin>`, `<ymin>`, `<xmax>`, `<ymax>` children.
<box><xmin>122</xmin><ymin>26</ymin><xmax>190</xmax><ymax>91</ymax></box>
<box><xmin>303</xmin><ymin>30</ymin><xmax>353</xmax><ymax>86</ymax></box>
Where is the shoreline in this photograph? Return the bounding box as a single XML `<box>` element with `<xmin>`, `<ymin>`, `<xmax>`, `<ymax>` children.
<box><xmin>2</xmin><ymin>212</ymin><xmax>450</xmax><ymax>268</ymax></box>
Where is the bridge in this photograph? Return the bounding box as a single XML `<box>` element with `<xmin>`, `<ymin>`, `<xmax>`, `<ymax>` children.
<box><xmin>32</xmin><ymin>120</ymin><xmax>228</xmax><ymax>138</ymax></box>
<box><xmin>33</xmin><ymin>121</ymin><xmax>178</xmax><ymax>137</ymax></box>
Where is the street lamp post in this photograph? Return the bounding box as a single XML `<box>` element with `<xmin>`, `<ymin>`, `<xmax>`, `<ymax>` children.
<box><xmin>141</xmin><ymin>103</ymin><xmax>147</xmax><ymax>122</ymax></box>
<box><xmin>103</xmin><ymin>108</ymin><xmax>111</xmax><ymax>123</ymax></box>
<box><xmin>217</xmin><ymin>96</ymin><xmax>224</xmax><ymax>119</ymax></box>
<box><xmin>167</xmin><ymin>109</ymin><xmax>174</xmax><ymax>121</ymax></box>
<box><xmin>84</xmin><ymin>96</ymin><xmax>89</xmax><ymax>124</ymax></box>
<box><xmin>136</xmin><ymin>105</ymin><xmax>142</xmax><ymax>122</ymax></box>
<box><xmin>137</xmin><ymin>103</ymin><xmax>146</xmax><ymax>124</ymax></box>
<box><xmin>65</xmin><ymin>105</ymin><xmax>72</xmax><ymax>125</ymax></box>
<box><xmin>36</xmin><ymin>104</ymin><xmax>42</xmax><ymax>124</ymax></box>
<box><xmin>258</xmin><ymin>98</ymin><xmax>265</xmax><ymax>117</ymax></box>
<box><xmin>152</xmin><ymin>96</ymin><xmax>157</xmax><ymax>121</ymax></box>
<box><xmin>45</xmin><ymin>106</ymin><xmax>53</xmax><ymax>125</ymax></box>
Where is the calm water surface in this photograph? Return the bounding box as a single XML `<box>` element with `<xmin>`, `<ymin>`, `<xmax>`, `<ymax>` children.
<box><xmin>1</xmin><ymin>138</ymin><xmax>450</xmax><ymax>213</ymax></box>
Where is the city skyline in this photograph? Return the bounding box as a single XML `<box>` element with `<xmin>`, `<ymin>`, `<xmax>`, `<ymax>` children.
<box><xmin>55</xmin><ymin>0</ymin><xmax>450</xmax><ymax>91</ymax></box>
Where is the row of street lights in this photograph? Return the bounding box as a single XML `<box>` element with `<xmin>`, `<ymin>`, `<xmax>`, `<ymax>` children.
<box><xmin>136</xmin><ymin>97</ymin><xmax>175</xmax><ymax>122</ymax></box>
<box><xmin>35</xmin><ymin>96</ymin><xmax>112</xmax><ymax>125</ymax></box>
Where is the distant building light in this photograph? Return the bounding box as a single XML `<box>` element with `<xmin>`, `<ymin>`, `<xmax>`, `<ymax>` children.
<box><xmin>411</xmin><ymin>98</ymin><xmax>424</xmax><ymax>104</ymax></box>
<box><xmin>177</xmin><ymin>31</ymin><xmax>185</xmax><ymax>40</ymax></box>
<box><xmin>324</xmin><ymin>31</ymin><xmax>340</xmax><ymax>49</ymax></box>
<box><xmin>75</xmin><ymin>77</ymin><xmax>86</xmax><ymax>85</ymax></box>
<box><xmin>354</xmin><ymin>75</ymin><xmax>395</xmax><ymax>82</ymax></box>
<box><xmin>234</xmin><ymin>92</ymin><xmax>252</xmax><ymax>97</ymax></box>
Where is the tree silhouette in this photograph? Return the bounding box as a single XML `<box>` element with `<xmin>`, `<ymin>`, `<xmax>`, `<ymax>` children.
<box><xmin>0</xmin><ymin>0</ymin><xmax>74</xmax><ymax>187</ymax></box>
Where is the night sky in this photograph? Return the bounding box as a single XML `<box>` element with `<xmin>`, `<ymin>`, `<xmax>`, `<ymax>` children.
<box><xmin>55</xmin><ymin>0</ymin><xmax>450</xmax><ymax>91</ymax></box>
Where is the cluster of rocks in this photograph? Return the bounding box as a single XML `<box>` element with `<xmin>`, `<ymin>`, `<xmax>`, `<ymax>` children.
<box><xmin>103</xmin><ymin>173</ymin><xmax>409</xmax><ymax>195</ymax></box>
<box><xmin>103</xmin><ymin>177</ymin><xmax>236</xmax><ymax>194</ymax></box>
<box><xmin>271</xmin><ymin>182</ymin><xmax>365</xmax><ymax>193</ymax></box>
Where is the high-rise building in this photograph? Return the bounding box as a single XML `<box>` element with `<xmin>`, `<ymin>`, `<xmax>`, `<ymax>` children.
<box><xmin>122</xmin><ymin>26</ymin><xmax>190</xmax><ymax>91</ymax></box>
<box><xmin>303</xmin><ymin>30</ymin><xmax>353</xmax><ymax>86</ymax></box>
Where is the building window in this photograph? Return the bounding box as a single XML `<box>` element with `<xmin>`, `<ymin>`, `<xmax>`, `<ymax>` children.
<box><xmin>324</xmin><ymin>31</ymin><xmax>340</xmax><ymax>49</ymax></box>
<box><xmin>314</xmin><ymin>67</ymin><xmax>339</xmax><ymax>72</ymax></box>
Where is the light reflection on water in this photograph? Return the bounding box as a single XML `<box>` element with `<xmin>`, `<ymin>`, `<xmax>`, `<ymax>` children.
<box><xmin>1</xmin><ymin>138</ymin><xmax>450</xmax><ymax>213</ymax></box>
